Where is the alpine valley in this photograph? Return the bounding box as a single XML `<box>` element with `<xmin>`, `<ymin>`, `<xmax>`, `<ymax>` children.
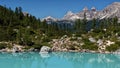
<box><xmin>0</xmin><ymin>2</ymin><xmax>120</xmax><ymax>54</ymax></box>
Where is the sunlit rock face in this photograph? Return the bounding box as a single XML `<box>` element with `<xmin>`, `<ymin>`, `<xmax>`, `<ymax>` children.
<box><xmin>63</xmin><ymin>7</ymin><xmax>99</xmax><ymax>21</ymax></box>
<box><xmin>64</xmin><ymin>2</ymin><xmax>120</xmax><ymax>21</ymax></box>
<box><xmin>99</xmin><ymin>2</ymin><xmax>120</xmax><ymax>20</ymax></box>
<box><xmin>43</xmin><ymin>2</ymin><xmax>120</xmax><ymax>23</ymax></box>
<box><xmin>39</xmin><ymin>46</ymin><xmax>51</xmax><ymax>54</ymax></box>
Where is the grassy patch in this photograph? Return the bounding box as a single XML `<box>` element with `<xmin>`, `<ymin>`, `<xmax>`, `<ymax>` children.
<box><xmin>106</xmin><ymin>44</ymin><xmax>119</xmax><ymax>52</ymax></box>
<box><xmin>0</xmin><ymin>43</ymin><xmax>7</xmax><ymax>49</ymax></box>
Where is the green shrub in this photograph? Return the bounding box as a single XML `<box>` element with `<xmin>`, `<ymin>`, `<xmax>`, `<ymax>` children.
<box><xmin>0</xmin><ymin>43</ymin><xmax>7</xmax><ymax>49</ymax></box>
<box><xmin>26</xmin><ymin>41</ymin><xmax>34</xmax><ymax>46</ymax></box>
<box><xmin>115</xmin><ymin>41</ymin><xmax>120</xmax><ymax>46</ymax></box>
<box><xmin>42</xmin><ymin>37</ymin><xmax>51</xmax><ymax>42</ymax></box>
<box><xmin>70</xmin><ymin>37</ymin><xmax>77</xmax><ymax>41</ymax></box>
<box><xmin>23</xmin><ymin>46</ymin><xmax>31</xmax><ymax>50</ymax></box>
<box><xmin>75</xmin><ymin>34</ymin><xmax>81</xmax><ymax>37</ymax></box>
<box><xmin>82</xmin><ymin>44</ymin><xmax>98</xmax><ymax>51</ymax></box>
<box><xmin>69</xmin><ymin>45</ymin><xmax>76</xmax><ymax>50</ymax></box>
<box><xmin>82</xmin><ymin>39</ymin><xmax>98</xmax><ymax>50</ymax></box>
<box><xmin>41</xmin><ymin>42</ymin><xmax>50</xmax><ymax>47</ymax></box>
<box><xmin>19</xmin><ymin>40</ymin><xmax>34</xmax><ymax>46</ymax></box>
<box><xmin>33</xmin><ymin>44</ymin><xmax>43</xmax><ymax>50</ymax></box>
<box><xmin>106</xmin><ymin>44</ymin><xmax>119</xmax><ymax>52</ymax></box>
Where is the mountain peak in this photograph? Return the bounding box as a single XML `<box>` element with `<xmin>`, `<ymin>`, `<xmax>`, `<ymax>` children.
<box><xmin>66</xmin><ymin>11</ymin><xmax>74</xmax><ymax>16</ymax></box>
<box><xmin>91</xmin><ymin>7</ymin><xmax>96</xmax><ymax>11</ymax></box>
<box><xmin>83</xmin><ymin>7</ymin><xmax>89</xmax><ymax>11</ymax></box>
<box><xmin>99</xmin><ymin>2</ymin><xmax>120</xmax><ymax>19</ymax></box>
<box><xmin>44</xmin><ymin>2</ymin><xmax>120</xmax><ymax>22</ymax></box>
<box><xmin>112</xmin><ymin>2</ymin><xmax>120</xmax><ymax>5</ymax></box>
<box><xmin>42</xmin><ymin>16</ymin><xmax>57</xmax><ymax>21</ymax></box>
<box><xmin>63</xmin><ymin>11</ymin><xmax>76</xmax><ymax>20</ymax></box>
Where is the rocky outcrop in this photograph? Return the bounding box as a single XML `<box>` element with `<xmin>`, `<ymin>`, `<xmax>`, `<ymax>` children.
<box><xmin>89</xmin><ymin>37</ymin><xmax>96</xmax><ymax>43</ymax></box>
<box><xmin>50</xmin><ymin>35</ymin><xmax>82</xmax><ymax>52</ymax></box>
<box><xmin>97</xmin><ymin>39</ymin><xmax>103</xmax><ymax>46</ymax></box>
<box><xmin>99</xmin><ymin>2</ymin><xmax>120</xmax><ymax>20</ymax></box>
<box><xmin>42</xmin><ymin>16</ymin><xmax>58</xmax><ymax>22</ymax></box>
<box><xmin>64</xmin><ymin>2</ymin><xmax>120</xmax><ymax>21</ymax></box>
<box><xmin>39</xmin><ymin>46</ymin><xmax>51</xmax><ymax>53</ymax></box>
<box><xmin>12</xmin><ymin>44</ymin><xmax>24</xmax><ymax>53</ymax></box>
<box><xmin>63</xmin><ymin>11</ymin><xmax>80</xmax><ymax>20</ymax></box>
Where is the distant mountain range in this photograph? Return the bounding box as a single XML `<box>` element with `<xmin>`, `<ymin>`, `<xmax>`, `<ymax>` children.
<box><xmin>43</xmin><ymin>2</ymin><xmax>120</xmax><ymax>22</ymax></box>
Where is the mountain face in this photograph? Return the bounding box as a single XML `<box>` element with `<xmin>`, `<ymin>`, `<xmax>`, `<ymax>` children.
<box><xmin>99</xmin><ymin>2</ymin><xmax>120</xmax><ymax>20</ymax></box>
<box><xmin>42</xmin><ymin>16</ymin><xmax>58</xmax><ymax>22</ymax></box>
<box><xmin>63</xmin><ymin>7</ymin><xmax>99</xmax><ymax>21</ymax></box>
<box><xmin>43</xmin><ymin>2</ymin><xmax>120</xmax><ymax>22</ymax></box>
<box><xmin>63</xmin><ymin>11</ymin><xmax>80</xmax><ymax>20</ymax></box>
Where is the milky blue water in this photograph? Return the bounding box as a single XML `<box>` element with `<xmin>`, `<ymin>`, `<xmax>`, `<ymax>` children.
<box><xmin>0</xmin><ymin>52</ymin><xmax>120</xmax><ymax>68</ymax></box>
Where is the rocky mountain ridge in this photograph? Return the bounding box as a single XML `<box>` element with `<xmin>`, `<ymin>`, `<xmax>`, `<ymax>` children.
<box><xmin>43</xmin><ymin>2</ymin><xmax>120</xmax><ymax>22</ymax></box>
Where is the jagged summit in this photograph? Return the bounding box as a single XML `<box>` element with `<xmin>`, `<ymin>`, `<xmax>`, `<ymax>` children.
<box><xmin>66</xmin><ymin>11</ymin><xmax>74</xmax><ymax>16</ymax></box>
<box><xmin>63</xmin><ymin>2</ymin><xmax>120</xmax><ymax>21</ymax></box>
<box><xmin>63</xmin><ymin>11</ymin><xmax>80</xmax><ymax>20</ymax></box>
<box><xmin>112</xmin><ymin>2</ymin><xmax>120</xmax><ymax>5</ymax></box>
<box><xmin>63</xmin><ymin>6</ymin><xmax>98</xmax><ymax>20</ymax></box>
<box><xmin>99</xmin><ymin>2</ymin><xmax>120</xmax><ymax>19</ymax></box>
<box><xmin>43</xmin><ymin>2</ymin><xmax>120</xmax><ymax>22</ymax></box>
<box><xmin>91</xmin><ymin>7</ymin><xmax>96</xmax><ymax>11</ymax></box>
<box><xmin>83</xmin><ymin>7</ymin><xmax>89</xmax><ymax>11</ymax></box>
<box><xmin>42</xmin><ymin>16</ymin><xmax>58</xmax><ymax>21</ymax></box>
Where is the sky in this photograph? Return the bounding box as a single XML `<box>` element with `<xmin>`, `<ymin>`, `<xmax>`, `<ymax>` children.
<box><xmin>0</xmin><ymin>0</ymin><xmax>120</xmax><ymax>19</ymax></box>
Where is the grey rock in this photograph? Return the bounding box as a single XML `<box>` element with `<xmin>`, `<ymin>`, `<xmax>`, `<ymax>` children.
<box><xmin>43</xmin><ymin>2</ymin><xmax>120</xmax><ymax>22</ymax></box>
<box><xmin>97</xmin><ymin>39</ymin><xmax>103</xmax><ymax>46</ymax></box>
<box><xmin>39</xmin><ymin>46</ymin><xmax>51</xmax><ymax>53</ymax></box>
<box><xmin>12</xmin><ymin>46</ymin><xmax>19</xmax><ymax>53</ymax></box>
<box><xmin>89</xmin><ymin>37</ymin><xmax>96</xmax><ymax>43</ymax></box>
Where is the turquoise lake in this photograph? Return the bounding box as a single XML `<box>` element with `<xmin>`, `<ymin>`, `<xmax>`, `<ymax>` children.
<box><xmin>0</xmin><ymin>52</ymin><xmax>120</xmax><ymax>68</ymax></box>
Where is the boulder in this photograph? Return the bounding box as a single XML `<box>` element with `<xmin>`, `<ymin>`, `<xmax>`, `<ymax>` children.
<box><xmin>12</xmin><ymin>46</ymin><xmax>19</xmax><ymax>53</ymax></box>
<box><xmin>39</xmin><ymin>46</ymin><xmax>51</xmax><ymax>54</ymax></box>
<box><xmin>12</xmin><ymin>45</ymin><xmax>23</xmax><ymax>53</ymax></box>
<box><xmin>97</xmin><ymin>39</ymin><xmax>103</xmax><ymax>46</ymax></box>
<box><xmin>106</xmin><ymin>40</ymin><xmax>115</xmax><ymax>46</ymax></box>
<box><xmin>89</xmin><ymin>37</ymin><xmax>96</xmax><ymax>43</ymax></box>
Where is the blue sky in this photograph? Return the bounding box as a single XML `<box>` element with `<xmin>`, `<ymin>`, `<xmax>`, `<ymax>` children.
<box><xmin>0</xmin><ymin>0</ymin><xmax>120</xmax><ymax>19</ymax></box>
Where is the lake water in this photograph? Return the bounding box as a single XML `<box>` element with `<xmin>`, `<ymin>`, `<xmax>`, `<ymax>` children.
<box><xmin>0</xmin><ymin>52</ymin><xmax>120</xmax><ymax>68</ymax></box>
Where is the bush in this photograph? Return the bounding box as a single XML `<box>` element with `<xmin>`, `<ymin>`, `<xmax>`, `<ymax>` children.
<box><xmin>33</xmin><ymin>42</ymin><xmax>50</xmax><ymax>50</ymax></box>
<box><xmin>33</xmin><ymin>44</ymin><xmax>43</xmax><ymax>50</ymax></box>
<box><xmin>82</xmin><ymin>39</ymin><xmax>98</xmax><ymax>50</ymax></box>
<box><xmin>0</xmin><ymin>43</ymin><xmax>7</xmax><ymax>49</ymax></box>
<box><xmin>93</xmin><ymin>29</ymin><xmax>101</xmax><ymax>33</ymax></box>
<box><xmin>70</xmin><ymin>37</ymin><xmax>77</xmax><ymax>41</ymax></box>
<box><xmin>106</xmin><ymin>44</ymin><xmax>119</xmax><ymax>52</ymax></box>
<box><xmin>82</xmin><ymin>44</ymin><xmax>98</xmax><ymax>51</ymax></box>
<box><xmin>115</xmin><ymin>41</ymin><xmax>120</xmax><ymax>46</ymax></box>
<box><xmin>26</xmin><ymin>41</ymin><xmax>34</xmax><ymax>46</ymax></box>
<box><xmin>19</xmin><ymin>40</ymin><xmax>34</xmax><ymax>46</ymax></box>
<box><xmin>69</xmin><ymin>45</ymin><xmax>76</xmax><ymax>50</ymax></box>
<box><xmin>42</xmin><ymin>37</ymin><xmax>51</xmax><ymax>42</ymax></box>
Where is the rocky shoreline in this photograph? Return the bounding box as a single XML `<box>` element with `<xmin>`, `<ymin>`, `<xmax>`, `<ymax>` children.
<box><xmin>0</xmin><ymin>34</ymin><xmax>120</xmax><ymax>54</ymax></box>
<box><xmin>0</xmin><ymin>45</ymin><xmax>118</xmax><ymax>54</ymax></box>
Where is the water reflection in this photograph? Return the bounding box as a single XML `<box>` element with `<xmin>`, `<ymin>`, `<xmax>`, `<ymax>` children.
<box><xmin>0</xmin><ymin>52</ymin><xmax>120</xmax><ymax>68</ymax></box>
<box><xmin>40</xmin><ymin>53</ymin><xmax>50</xmax><ymax>58</ymax></box>
<box><xmin>52</xmin><ymin>52</ymin><xmax>120</xmax><ymax>68</ymax></box>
